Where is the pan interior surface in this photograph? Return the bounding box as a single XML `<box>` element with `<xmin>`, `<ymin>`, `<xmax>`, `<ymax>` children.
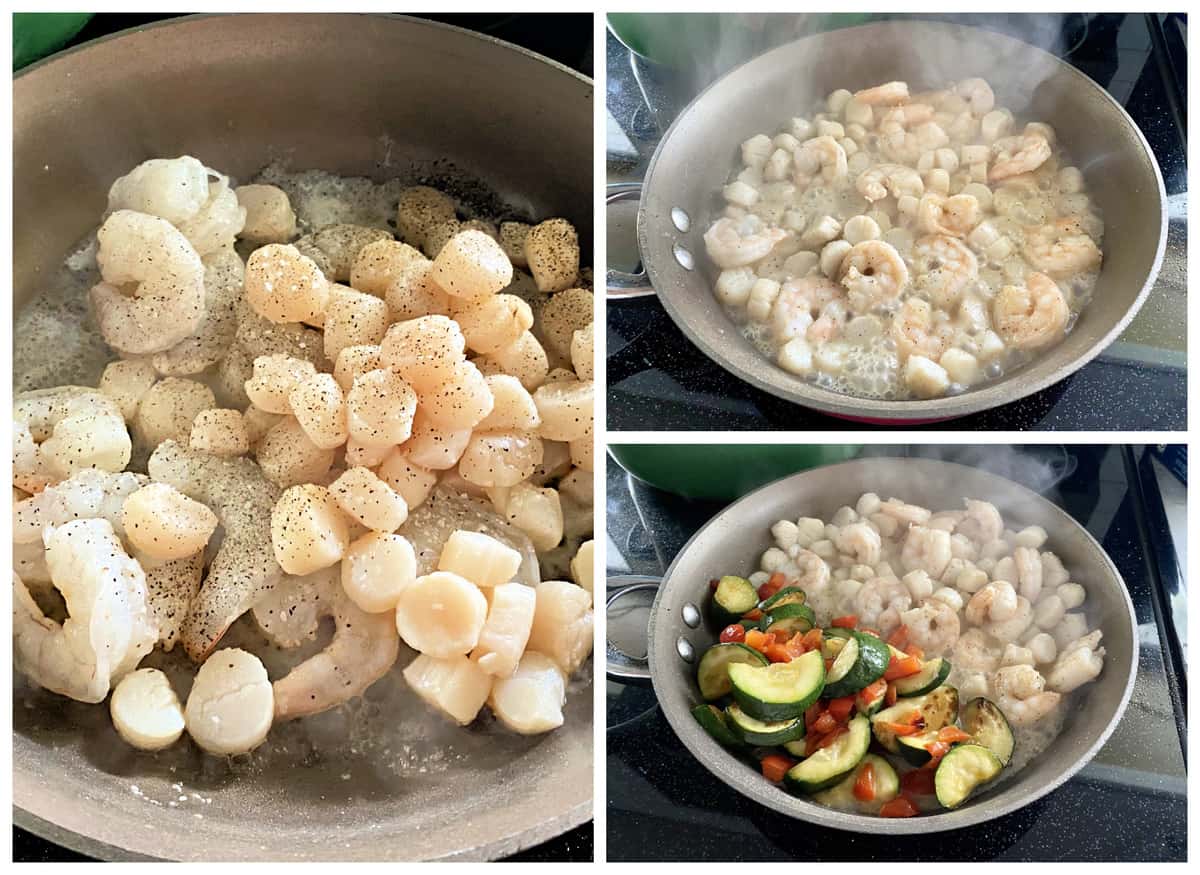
<box><xmin>12</xmin><ymin>14</ymin><xmax>592</xmax><ymax>861</ymax></box>
<box><xmin>638</xmin><ymin>19</ymin><xmax>1165</xmax><ymax>419</ymax></box>
<box><xmin>648</xmin><ymin>458</ymin><xmax>1137</xmax><ymax>834</ymax></box>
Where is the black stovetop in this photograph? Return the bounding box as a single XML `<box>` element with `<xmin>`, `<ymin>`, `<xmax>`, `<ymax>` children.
<box><xmin>12</xmin><ymin>11</ymin><xmax>593</xmax><ymax>864</ymax></box>
<box><xmin>606</xmin><ymin>445</ymin><xmax>1187</xmax><ymax>861</ymax></box>
<box><xmin>606</xmin><ymin>13</ymin><xmax>1187</xmax><ymax>430</ymax></box>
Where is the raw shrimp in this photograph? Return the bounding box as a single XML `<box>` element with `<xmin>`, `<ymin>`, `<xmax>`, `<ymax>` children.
<box><xmin>912</xmin><ymin>235</ymin><xmax>978</xmax><ymax>310</ymax></box>
<box><xmin>262</xmin><ymin>569</ymin><xmax>401</xmax><ymax>719</ymax></box>
<box><xmin>12</xmin><ymin>469</ymin><xmax>146</xmax><ymax>545</ymax></box>
<box><xmin>702</xmin><ymin>216</ymin><xmax>787</xmax><ymax>269</ymax></box>
<box><xmin>879</xmin><ymin>498</ymin><xmax>932</xmax><ymax>526</ymax></box>
<box><xmin>900</xmin><ymin>525</ymin><xmax>953</xmax><ymax>578</ymax></box>
<box><xmin>147</xmin><ymin>440</ymin><xmax>283</xmax><ymax>662</ymax></box>
<box><xmin>965</xmin><ymin>580</ymin><xmax>1019</xmax><ymax>625</ymax></box>
<box><xmin>989</xmin><ymin>134</ymin><xmax>1052</xmax><ymax>182</ymax></box>
<box><xmin>953</xmin><ymin>627</ymin><xmax>1001</xmax><ymax>673</ymax></box>
<box><xmin>856</xmin><ymin>163</ymin><xmax>925</xmax><ymax>202</ymax></box>
<box><xmin>917</xmin><ymin>193</ymin><xmax>980</xmax><ymax>238</ymax></box>
<box><xmin>835</xmin><ymin>522</ymin><xmax>882</xmax><ymax>566</ymax></box>
<box><xmin>1023</xmin><ymin>217</ymin><xmax>1103</xmax><ymax>278</ymax></box>
<box><xmin>13</xmin><ymin>519</ymin><xmax>158</xmax><ymax>703</ymax></box>
<box><xmin>771</xmin><ymin>276</ymin><xmax>844</xmax><ymax>343</ymax></box>
<box><xmin>891</xmin><ymin>298</ymin><xmax>952</xmax><ymax>363</ymax></box>
<box><xmin>990</xmin><ymin>663</ymin><xmax>1061</xmax><ymax>726</ymax></box>
<box><xmin>13</xmin><ymin>387</ymin><xmax>131</xmax><ymax>488</ymax></box>
<box><xmin>793</xmin><ymin>136</ymin><xmax>849</xmax><ymax>187</ymax></box>
<box><xmin>150</xmin><ymin>248</ymin><xmax>245</xmax><ymax>376</ymax></box>
<box><xmin>853</xmin><ymin>81</ymin><xmax>909</xmax><ymax>105</ymax></box>
<box><xmin>900</xmin><ymin>599</ymin><xmax>960</xmax><ymax>655</ymax></box>
<box><xmin>106</xmin><ymin>155</ymin><xmax>212</xmax><ymax>225</ymax></box>
<box><xmin>956</xmin><ymin>78</ymin><xmax>995</xmax><ymax>115</ymax></box>
<box><xmin>175</xmin><ymin>174</ymin><xmax>247</xmax><ymax>256</ymax></box>
<box><xmin>90</xmin><ymin>210</ymin><xmax>207</xmax><ymax>355</ymax></box>
<box><xmin>956</xmin><ymin>499</ymin><xmax>1004</xmax><ymax>544</ymax></box>
<box><xmin>992</xmin><ymin>272</ymin><xmax>1069</xmax><ymax>351</ymax></box>
<box><xmin>838</xmin><ymin>240</ymin><xmax>910</xmax><ymax>314</ymax></box>
<box><xmin>1045</xmin><ymin>630</ymin><xmax>1104</xmax><ymax>693</ymax></box>
<box><xmin>137</xmin><ymin>549</ymin><xmax>203</xmax><ymax>652</ymax></box>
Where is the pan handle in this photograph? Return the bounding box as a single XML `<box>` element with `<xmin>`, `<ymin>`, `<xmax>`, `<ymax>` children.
<box><xmin>606</xmin><ymin>182</ymin><xmax>656</xmax><ymax>300</ymax></box>
<box><xmin>605</xmin><ymin>574</ymin><xmax>660</xmax><ymax>684</ymax></box>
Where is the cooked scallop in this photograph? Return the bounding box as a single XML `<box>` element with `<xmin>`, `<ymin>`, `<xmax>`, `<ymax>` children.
<box><xmin>488</xmin><ymin>651</ymin><xmax>566</xmax><ymax>734</ymax></box>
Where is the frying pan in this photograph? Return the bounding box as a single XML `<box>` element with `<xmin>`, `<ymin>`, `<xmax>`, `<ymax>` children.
<box><xmin>12</xmin><ymin>14</ymin><xmax>592</xmax><ymax>860</ymax></box>
<box><xmin>618</xmin><ymin>19</ymin><xmax>1166</xmax><ymax>421</ymax></box>
<box><xmin>617</xmin><ymin>457</ymin><xmax>1137</xmax><ymax>833</ymax></box>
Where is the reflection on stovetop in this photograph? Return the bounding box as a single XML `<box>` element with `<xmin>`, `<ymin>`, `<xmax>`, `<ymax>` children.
<box><xmin>606</xmin><ymin>13</ymin><xmax>1187</xmax><ymax>431</ymax></box>
<box><xmin>605</xmin><ymin>445</ymin><xmax>1186</xmax><ymax>861</ymax></box>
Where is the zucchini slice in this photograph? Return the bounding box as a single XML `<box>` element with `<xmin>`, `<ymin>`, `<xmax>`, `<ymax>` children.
<box><xmin>896</xmin><ymin>728</ymin><xmax>943</xmax><ymax>767</ymax></box>
<box><xmin>783</xmin><ymin>739</ymin><xmax>808</xmax><ymax>758</ymax></box>
<box><xmin>783</xmin><ymin>714</ymin><xmax>871</xmax><ymax>794</ymax></box>
<box><xmin>856</xmin><ymin>681</ymin><xmax>888</xmax><ymax>716</ymax></box>
<box><xmin>696</xmin><ymin>642</ymin><xmax>768</xmax><ymax>701</ymax></box>
<box><xmin>893</xmin><ymin>656</ymin><xmax>953</xmax><ymax>697</ymax></box>
<box><xmin>811</xmin><ymin>753</ymin><xmax>899</xmax><ymax>812</ymax></box>
<box><xmin>934</xmin><ymin>743</ymin><xmax>1003</xmax><ymax>809</ymax></box>
<box><xmin>725</xmin><ymin>704</ymin><xmax>805</xmax><ymax>746</ymax></box>
<box><xmin>870</xmin><ymin>686</ymin><xmax>959</xmax><ymax>753</ymax></box>
<box><xmin>711</xmin><ymin>575</ymin><xmax>759</xmax><ymax>627</ymax></box>
<box><xmin>728</xmin><ymin>649</ymin><xmax>825</xmax><ymax>721</ymax></box>
<box><xmin>822</xmin><ymin>631</ymin><xmax>890</xmax><ymax>699</ymax></box>
<box><xmin>961</xmin><ymin>697</ymin><xmax>1015</xmax><ymax>766</ymax></box>
<box><xmin>691</xmin><ymin>703</ymin><xmax>741</xmax><ymax>747</ymax></box>
<box><xmin>759</xmin><ymin>586</ymin><xmax>807</xmax><ymax>611</ymax></box>
<box><xmin>760</xmin><ymin>603</ymin><xmax>816</xmax><ymax>636</ymax></box>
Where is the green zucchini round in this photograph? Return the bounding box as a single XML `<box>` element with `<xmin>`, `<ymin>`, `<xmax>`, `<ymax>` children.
<box><xmin>710</xmin><ymin>575</ymin><xmax>758</xmax><ymax>627</ymax></box>
<box><xmin>759</xmin><ymin>586</ymin><xmax>807</xmax><ymax>612</ymax></box>
<box><xmin>725</xmin><ymin>704</ymin><xmax>805</xmax><ymax>746</ymax></box>
<box><xmin>934</xmin><ymin>743</ymin><xmax>1003</xmax><ymax>809</ymax></box>
<box><xmin>696</xmin><ymin>642</ymin><xmax>768</xmax><ymax>701</ymax></box>
<box><xmin>821</xmin><ymin>630</ymin><xmax>890</xmax><ymax>699</ymax></box>
<box><xmin>961</xmin><ymin>697</ymin><xmax>1015</xmax><ymax>766</ymax></box>
<box><xmin>691</xmin><ymin>703</ymin><xmax>741</xmax><ymax>747</ymax></box>
<box><xmin>783</xmin><ymin>714</ymin><xmax>871</xmax><ymax>794</ymax></box>
<box><xmin>759</xmin><ymin>602</ymin><xmax>816</xmax><ymax>636</ymax></box>
<box><xmin>728</xmin><ymin>649</ymin><xmax>825</xmax><ymax>721</ymax></box>
<box><xmin>893</xmin><ymin>656</ymin><xmax>953</xmax><ymax>697</ymax></box>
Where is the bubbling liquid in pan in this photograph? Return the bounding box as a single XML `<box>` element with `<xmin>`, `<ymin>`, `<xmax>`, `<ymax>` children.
<box><xmin>704</xmin><ymin>78</ymin><xmax>1104</xmax><ymax>401</ymax></box>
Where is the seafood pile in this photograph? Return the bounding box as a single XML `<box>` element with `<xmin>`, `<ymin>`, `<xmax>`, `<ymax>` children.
<box><xmin>703</xmin><ymin>77</ymin><xmax>1104</xmax><ymax>400</ymax></box>
<box><xmin>13</xmin><ymin>156</ymin><xmax>595</xmax><ymax>756</ymax></box>
<box><xmin>755</xmin><ymin>493</ymin><xmax>1105</xmax><ymax>732</ymax></box>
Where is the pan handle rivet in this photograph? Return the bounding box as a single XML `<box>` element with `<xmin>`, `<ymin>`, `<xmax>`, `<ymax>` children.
<box><xmin>676</xmin><ymin>636</ymin><xmax>695</xmax><ymax>663</ymax></box>
<box><xmin>671</xmin><ymin>207</ymin><xmax>691</xmax><ymax>232</ymax></box>
<box><xmin>673</xmin><ymin>243</ymin><xmax>694</xmax><ymax>270</ymax></box>
<box><xmin>682</xmin><ymin>603</ymin><xmax>701</xmax><ymax>628</ymax></box>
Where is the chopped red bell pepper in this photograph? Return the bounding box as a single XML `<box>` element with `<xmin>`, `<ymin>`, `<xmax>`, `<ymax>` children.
<box><xmin>719</xmin><ymin>624</ymin><xmax>746</xmax><ymax>644</ymax></box>
<box><xmin>830</xmin><ymin>615</ymin><xmax>858</xmax><ymax>628</ymax></box>
<box><xmin>877</xmin><ymin>719</ymin><xmax>923</xmax><ymax>737</ymax></box>
<box><xmin>801</xmin><ymin>628</ymin><xmax>824</xmax><ymax>651</ymax></box>
<box><xmin>901</xmin><ymin>768</ymin><xmax>937</xmax><ymax>796</ymax></box>
<box><xmin>906</xmin><ymin>645</ymin><xmax>925</xmax><ymax>660</ymax></box>
<box><xmin>885</xmin><ymin>682</ymin><xmax>899</xmax><ymax>707</ymax></box>
<box><xmin>923</xmin><ymin>740</ymin><xmax>951</xmax><ymax>764</ymax></box>
<box><xmin>812</xmin><ymin>713</ymin><xmax>839</xmax><ymax>735</ymax></box>
<box><xmin>853</xmin><ymin>762</ymin><xmax>877</xmax><ymax>802</ymax></box>
<box><xmin>760</xmin><ymin>753</ymin><xmax>795</xmax><ymax>783</ymax></box>
<box><xmin>883</xmin><ymin>653</ymin><xmax>923</xmax><ymax>680</ymax></box>
<box><xmin>784</xmin><ymin>632</ymin><xmax>808</xmax><ymax>658</ymax></box>
<box><xmin>765</xmin><ymin>643</ymin><xmax>792</xmax><ymax>663</ymax></box>
<box><xmin>826</xmin><ymin>694</ymin><xmax>856</xmax><ymax>723</ymax></box>
<box><xmin>937</xmin><ymin>726</ymin><xmax>973</xmax><ymax>744</ymax></box>
<box><xmin>880</xmin><ymin>797</ymin><xmax>920</xmax><ymax>818</ymax></box>
<box><xmin>744</xmin><ymin>629</ymin><xmax>773</xmax><ymax>653</ymax></box>
<box><xmin>804</xmin><ymin>702</ymin><xmax>825</xmax><ymax>730</ymax></box>
<box><xmin>857</xmin><ymin>678</ymin><xmax>888</xmax><ymax>709</ymax></box>
<box><xmin>887</xmin><ymin>625</ymin><xmax>910</xmax><ymax>651</ymax></box>
<box><xmin>815</xmin><ymin>726</ymin><xmax>847</xmax><ymax>751</ymax></box>
<box><xmin>757</xmin><ymin>573</ymin><xmax>785</xmax><ymax>602</ymax></box>
<box><xmin>743</xmin><ymin>608</ymin><xmax>764</xmax><ymax>621</ymax></box>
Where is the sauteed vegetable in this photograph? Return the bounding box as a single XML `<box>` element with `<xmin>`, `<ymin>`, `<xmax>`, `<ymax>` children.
<box><xmin>690</xmin><ymin>490</ymin><xmax>1107</xmax><ymax>816</ymax></box>
<box><xmin>703</xmin><ymin>77</ymin><xmax>1104</xmax><ymax>401</ymax></box>
<box><xmin>13</xmin><ymin>155</ymin><xmax>595</xmax><ymax>756</ymax></box>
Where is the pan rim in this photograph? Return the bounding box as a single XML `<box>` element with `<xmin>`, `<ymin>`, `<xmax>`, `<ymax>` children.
<box><xmin>645</xmin><ymin>456</ymin><xmax>1140</xmax><ymax>835</ymax></box>
<box><xmin>636</xmin><ymin>18</ymin><xmax>1168</xmax><ymax>422</ymax></box>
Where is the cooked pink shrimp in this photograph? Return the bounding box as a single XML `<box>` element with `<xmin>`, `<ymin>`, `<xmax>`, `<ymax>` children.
<box><xmin>793</xmin><ymin>136</ymin><xmax>848</xmax><ymax>187</ymax></box>
<box><xmin>770</xmin><ymin>276</ymin><xmax>843</xmax><ymax>343</ymax></box>
<box><xmin>912</xmin><ymin>235</ymin><xmax>979</xmax><ymax>311</ymax></box>
<box><xmin>892</xmin><ymin>298</ymin><xmax>953</xmax><ymax>363</ymax></box>
<box><xmin>992</xmin><ymin>272</ymin><xmax>1070</xmax><ymax>351</ymax></box>
<box><xmin>855</xmin><ymin>163</ymin><xmax>925</xmax><ymax>202</ymax></box>
<box><xmin>854</xmin><ymin>81</ymin><xmax>910</xmax><ymax>105</ymax></box>
<box><xmin>703</xmin><ymin>216</ymin><xmax>787</xmax><ymax>269</ymax></box>
<box><xmin>989</xmin><ymin>134</ymin><xmax>1053</xmax><ymax>182</ymax></box>
<box><xmin>838</xmin><ymin>240</ymin><xmax>909</xmax><ymax>314</ymax></box>
<box><xmin>1023</xmin><ymin>217</ymin><xmax>1103</xmax><ymax>278</ymax></box>
<box><xmin>917</xmin><ymin>193</ymin><xmax>981</xmax><ymax>238</ymax></box>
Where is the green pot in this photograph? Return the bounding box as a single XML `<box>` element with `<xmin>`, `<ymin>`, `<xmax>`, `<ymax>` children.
<box><xmin>608</xmin><ymin>444</ymin><xmax>863</xmax><ymax>501</ymax></box>
<box><xmin>13</xmin><ymin>13</ymin><xmax>93</xmax><ymax>70</ymax></box>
